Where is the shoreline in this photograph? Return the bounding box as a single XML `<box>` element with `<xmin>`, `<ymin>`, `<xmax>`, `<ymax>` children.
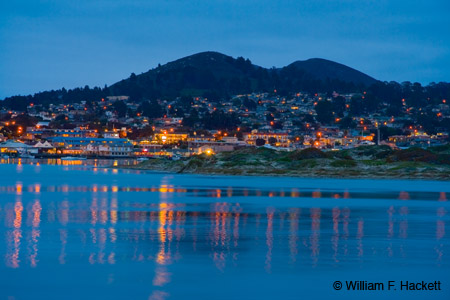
<box><xmin>0</xmin><ymin>161</ymin><xmax>446</xmax><ymax>181</ymax></box>
<box><xmin>118</xmin><ymin>165</ymin><xmax>450</xmax><ymax>181</ymax></box>
<box><xmin>119</xmin><ymin>146</ymin><xmax>450</xmax><ymax>181</ymax></box>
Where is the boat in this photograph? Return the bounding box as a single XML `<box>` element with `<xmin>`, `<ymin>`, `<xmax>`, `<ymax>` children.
<box><xmin>20</xmin><ymin>153</ymin><xmax>35</xmax><ymax>159</ymax></box>
<box><xmin>61</xmin><ymin>156</ymin><xmax>87</xmax><ymax>161</ymax></box>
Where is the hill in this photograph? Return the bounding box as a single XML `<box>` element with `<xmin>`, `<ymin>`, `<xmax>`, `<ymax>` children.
<box><xmin>108</xmin><ymin>51</ymin><xmax>378</xmax><ymax>100</ymax></box>
<box><xmin>285</xmin><ymin>58</ymin><xmax>376</xmax><ymax>86</ymax></box>
<box><xmin>1</xmin><ymin>51</ymin><xmax>386</xmax><ymax>109</ymax></box>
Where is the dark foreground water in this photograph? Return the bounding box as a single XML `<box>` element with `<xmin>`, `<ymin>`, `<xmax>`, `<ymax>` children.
<box><xmin>0</xmin><ymin>161</ymin><xmax>449</xmax><ymax>300</ymax></box>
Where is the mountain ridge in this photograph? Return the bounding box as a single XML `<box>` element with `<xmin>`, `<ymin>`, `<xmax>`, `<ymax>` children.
<box><xmin>1</xmin><ymin>51</ymin><xmax>381</xmax><ymax>109</ymax></box>
<box><xmin>286</xmin><ymin>58</ymin><xmax>376</xmax><ymax>86</ymax></box>
<box><xmin>108</xmin><ymin>51</ymin><xmax>378</xmax><ymax>99</ymax></box>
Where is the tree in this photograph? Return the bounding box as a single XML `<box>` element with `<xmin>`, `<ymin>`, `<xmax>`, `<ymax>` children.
<box><xmin>179</xmin><ymin>96</ymin><xmax>193</xmax><ymax>110</ymax></box>
<box><xmin>202</xmin><ymin>110</ymin><xmax>240</xmax><ymax>130</ymax></box>
<box><xmin>138</xmin><ymin>100</ymin><xmax>163</xmax><ymax>118</ymax></box>
<box><xmin>112</xmin><ymin>101</ymin><xmax>127</xmax><ymax>118</ymax></box>
<box><xmin>349</xmin><ymin>95</ymin><xmax>365</xmax><ymax>116</ymax></box>
<box><xmin>183</xmin><ymin>109</ymin><xmax>200</xmax><ymax>127</ymax></box>
<box><xmin>332</xmin><ymin>96</ymin><xmax>346</xmax><ymax>117</ymax></box>
<box><xmin>128</xmin><ymin>125</ymin><xmax>154</xmax><ymax>139</ymax></box>
<box><xmin>271</xmin><ymin>122</ymin><xmax>283</xmax><ymax>130</ymax></box>
<box><xmin>315</xmin><ymin>100</ymin><xmax>334</xmax><ymax>124</ymax></box>
<box><xmin>255</xmin><ymin>138</ymin><xmax>266</xmax><ymax>146</ymax></box>
<box><xmin>265</xmin><ymin>113</ymin><xmax>275</xmax><ymax>122</ymax></box>
<box><xmin>339</xmin><ymin>116</ymin><xmax>356</xmax><ymax>129</ymax></box>
<box><xmin>268</xmin><ymin>137</ymin><xmax>277</xmax><ymax>145</ymax></box>
<box><xmin>243</xmin><ymin>97</ymin><xmax>257</xmax><ymax>110</ymax></box>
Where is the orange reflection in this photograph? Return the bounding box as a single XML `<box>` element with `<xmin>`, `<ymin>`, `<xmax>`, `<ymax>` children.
<box><xmin>91</xmin><ymin>197</ymin><xmax>98</xmax><ymax>225</ymax></box>
<box><xmin>59</xmin><ymin>200</ymin><xmax>69</xmax><ymax>225</ymax></box>
<box><xmin>6</xmin><ymin>197</ymin><xmax>23</xmax><ymax>268</ymax></box>
<box><xmin>16</xmin><ymin>183</ymin><xmax>23</xmax><ymax>195</ymax></box>
<box><xmin>13</xmin><ymin>200</ymin><xmax>23</xmax><ymax>229</ymax></box>
<box><xmin>110</xmin><ymin>197</ymin><xmax>118</xmax><ymax>225</ymax></box>
<box><xmin>157</xmin><ymin>202</ymin><xmax>174</xmax><ymax>265</ymax></box>
<box><xmin>100</xmin><ymin>197</ymin><xmax>108</xmax><ymax>224</ymax></box>
<box><xmin>290</xmin><ymin>188</ymin><xmax>299</xmax><ymax>198</ymax></box>
<box><xmin>32</xmin><ymin>200</ymin><xmax>42</xmax><ymax>228</ymax></box>
<box><xmin>152</xmin><ymin>266</ymin><xmax>171</xmax><ymax>287</ymax></box>
<box><xmin>28</xmin><ymin>199</ymin><xmax>41</xmax><ymax>267</ymax></box>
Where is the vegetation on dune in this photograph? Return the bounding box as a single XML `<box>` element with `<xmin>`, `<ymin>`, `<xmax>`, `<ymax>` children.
<box><xmin>127</xmin><ymin>146</ymin><xmax>450</xmax><ymax>179</ymax></box>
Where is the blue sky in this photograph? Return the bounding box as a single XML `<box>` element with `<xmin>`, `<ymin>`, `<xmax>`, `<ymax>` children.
<box><xmin>1</xmin><ymin>0</ymin><xmax>449</xmax><ymax>98</ymax></box>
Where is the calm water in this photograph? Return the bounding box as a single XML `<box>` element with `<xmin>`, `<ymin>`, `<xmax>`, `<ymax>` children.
<box><xmin>0</xmin><ymin>161</ymin><xmax>449</xmax><ymax>299</ymax></box>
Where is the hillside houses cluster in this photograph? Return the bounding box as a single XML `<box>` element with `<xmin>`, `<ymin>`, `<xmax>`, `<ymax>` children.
<box><xmin>0</xmin><ymin>91</ymin><xmax>449</xmax><ymax>158</ymax></box>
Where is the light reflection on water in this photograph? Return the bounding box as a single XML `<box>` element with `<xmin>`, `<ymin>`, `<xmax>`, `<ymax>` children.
<box><xmin>2</xmin><ymin>192</ymin><xmax>448</xmax><ymax>265</ymax></box>
<box><xmin>0</xmin><ymin>164</ymin><xmax>449</xmax><ymax>300</ymax></box>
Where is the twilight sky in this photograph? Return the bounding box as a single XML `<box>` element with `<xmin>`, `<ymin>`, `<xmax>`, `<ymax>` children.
<box><xmin>1</xmin><ymin>0</ymin><xmax>449</xmax><ymax>98</ymax></box>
